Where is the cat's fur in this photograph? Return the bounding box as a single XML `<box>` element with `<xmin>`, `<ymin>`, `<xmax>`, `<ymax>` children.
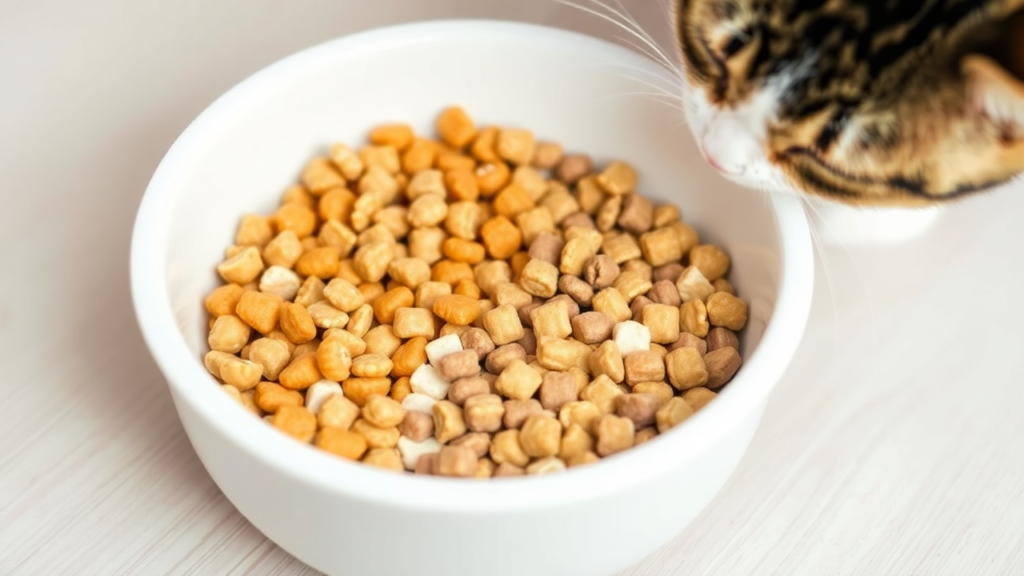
<box><xmin>673</xmin><ymin>0</ymin><xmax>1024</xmax><ymax>206</ymax></box>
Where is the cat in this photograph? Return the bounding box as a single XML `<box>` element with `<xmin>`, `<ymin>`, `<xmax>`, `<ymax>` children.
<box><xmin>669</xmin><ymin>0</ymin><xmax>1024</xmax><ymax>206</ymax></box>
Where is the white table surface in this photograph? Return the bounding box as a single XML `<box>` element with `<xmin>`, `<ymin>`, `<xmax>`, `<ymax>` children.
<box><xmin>3</xmin><ymin>1</ymin><xmax>1023</xmax><ymax>574</ymax></box>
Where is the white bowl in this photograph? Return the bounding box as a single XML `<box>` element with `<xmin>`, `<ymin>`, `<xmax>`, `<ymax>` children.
<box><xmin>130</xmin><ymin>20</ymin><xmax>813</xmax><ymax>576</ymax></box>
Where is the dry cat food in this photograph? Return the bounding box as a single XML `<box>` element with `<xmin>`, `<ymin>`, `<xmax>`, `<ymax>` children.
<box><xmin>203</xmin><ymin>106</ymin><xmax>748</xmax><ymax>478</ymax></box>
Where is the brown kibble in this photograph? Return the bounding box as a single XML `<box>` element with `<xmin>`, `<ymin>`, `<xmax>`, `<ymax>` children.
<box><xmin>450</xmin><ymin>432</ymin><xmax>492</xmax><ymax>459</ymax></box>
<box><xmin>689</xmin><ymin>244</ymin><xmax>731</xmax><ymax>281</ymax></box>
<box><xmin>437</xmin><ymin>349</ymin><xmax>481</xmax><ymax>381</ymax></box>
<box><xmin>558</xmin><ymin>275</ymin><xmax>594</xmax><ymax>307</ymax></box>
<box><xmin>399</xmin><ymin>410</ymin><xmax>435</xmax><ymax>442</ymax></box>
<box><xmin>459</xmin><ymin>328</ymin><xmax>495</xmax><ymax>360</ymax></box>
<box><xmin>500</xmin><ymin>398</ymin><xmax>543</xmax><ymax>430</ymax></box>
<box><xmin>584</xmin><ymin>254</ymin><xmax>620</xmax><ymax>289</ymax></box>
<box><xmin>616</xmin><ymin>393</ymin><xmax>661</xmax><ymax>428</ymax></box>
<box><xmin>595</xmin><ymin>414</ymin><xmax>635</xmax><ymax>456</ymax></box>
<box><xmin>555</xmin><ymin>154</ymin><xmax>592</xmax><ymax>183</ymax></box>
<box><xmin>623</xmin><ymin>351</ymin><xmax>665</xmax><ymax>386</ymax></box>
<box><xmin>617</xmin><ymin>193</ymin><xmax>654</xmax><ymax>235</ymax></box>
<box><xmin>316</xmin><ymin>427</ymin><xmax>368</xmax><ymax>460</ymax></box>
<box><xmin>273</xmin><ymin>405</ymin><xmax>317</xmax><ymax>443</ymax></box>
<box><xmin>706</xmin><ymin>327</ymin><xmax>739</xmax><ymax>353</ymax></box>
<box><xmin>705</xmin><ymin>292</ymin><xmax>748</xmax><ymax>331</ymax></box>
<box><xmin>683</xmin><ymin>387</ymin><xmax>717</xmax><ymax>412</ymax></box>
<box><xmin>531</xmin><ymin>141</ymin><xmax>563</xmax><ymax>169</ymax></box>
<box><xmin>280</xmin><ymin>302</ymin><xmax>317</xmax><ymax>345</ymax></box>
<box><xmin>527</xmin><ymin>232</ymin><xmax>565</xmax><ymax>265</ymax></box>
<box><xmin>705</xmin><ymin>346</ymin><xmax>742</xmax><ymax>388</ymax></box>
<box><xmin>485</xmin><ymin>343</ymin><xmax>527</xmax><ymax>374</ymax></box>
<box><xmin>464</xmin><ymin>393</ymin><xmax>505</xmax><ymax>433</ymax></box>
<box><xmin>493</xmin><ymin>462</ymin><xmax>526</xmax><ymax>478</ymax></box>
<box><xmin>665</xmin><ymin>347</ymin><xmax>709</xmax><ymax>390</ymax></box>
<box><xmin>670</xmin><ymin>333</ymin><xmax>708</xmax><ymax>357</ymax></box>
<box><xmin>540</xmin><ymin>371</ymin><xmax>578</xmax><ymax>412</ymax></box>
<box><xmin>571</xmin><ymin>311</ymin><xmax>614</xmax><ymax>345</ymax></box>
<box><xmin>654</xmin><ymin>263</ymin><xmax>685</xmax><ymax>283</ymax></box>
<box><xmin>648</xmin><ymin>279</ymin><xmax>681</xmax><ymax>307</ymax></box>
<box><xmin>255</xmin><ymin>381</ymin><xmax>303</xmax><ymax>413</ymax></box>
<box><xmin>479</xmin><ymin>216</ymin><xmax>522</xmax><ymax>260</ymax></box>
<box><xmin>632</xmin><ymin>381</ymin><xmax>674</xmax><ymax>406</ymax></box>
<box><xmin>414</xmin><ymin>453</ymin><xmax>438</xmax><ymax>475</ymax></box>
<box><xmin>448</xmin><ymin>376</ymin><xmax>491</xmax><ymax>406</ymax></box>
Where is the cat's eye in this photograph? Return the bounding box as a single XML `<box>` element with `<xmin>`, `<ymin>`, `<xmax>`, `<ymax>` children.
<box><xmin>721</xmin><ymin>35</ymin><xmax>747</xmax><ymax>58</ymax></box>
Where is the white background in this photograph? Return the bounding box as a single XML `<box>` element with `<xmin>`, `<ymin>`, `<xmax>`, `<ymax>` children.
<box><xmin>2</xmin><ymin>1</ymin><xmax>1023</xmax><ymax>574</ymax></box>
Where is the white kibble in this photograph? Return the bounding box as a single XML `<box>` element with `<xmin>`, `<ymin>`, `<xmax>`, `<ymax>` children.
<box><xmin>613</xmin><ymin>321</ymin><xmax>650</xmax><ymax>355</ymax></box>
<box><xmin>676</xmin><ymin>266</ymin><xmax>715</xmax><ymax>303</ymax></box>
<box><xmin>425</xmin><ymin>333</ymin><xmax>464</xmax><ymax>366</ymax></box>
<box><xmin>259</xmin><ymin>266</ymin><xmax>302</xmax><ymax>301</ymax></box>
<box><xmin>304</xmin><ymin>380</ymin><xmax>343</xmax><ymax>415</ymax></box>
<box><xmin>409</xmin><ymin>364</ymin><xmax>451</xmax><ymax>400</ymax></box>
<box><xmin>398</xmin><ymin>436</ymin><xmax>442</xmax><ymax>470</ymax></box>
<box><xmin>526</xmin><ymin>456</ymin><xmax>567</xmax><ymax>475</ymax></box>
<box><xmin>401</xmin><ymin>392</ymin><xmax>439</xmax><ymax>414</ymax></box>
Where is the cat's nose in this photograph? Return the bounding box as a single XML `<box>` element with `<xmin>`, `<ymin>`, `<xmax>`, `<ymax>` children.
<box><xmin>701</xmin><ymin>115</ymin><xmax>762</xmax><ymax>175</ymax></box>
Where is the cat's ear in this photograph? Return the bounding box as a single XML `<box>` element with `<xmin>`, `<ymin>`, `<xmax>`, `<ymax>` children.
<box><xmin>962</xmin><ymin>54</ymin><xmax>1024</xmax><ymax>131</ymax></box>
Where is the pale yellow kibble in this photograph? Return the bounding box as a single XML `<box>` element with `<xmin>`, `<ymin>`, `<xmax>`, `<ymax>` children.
<box><xmin>407</xmin><ymin>169</ymin><xmax>446</xmax><ymax>200</ymax></box>
<box><xmin>353</xmin><ymin>241</ymin><xmax>393</xmax><ymax>283</ymax></box>
<box><xmin>665</xmin><ymin>347</ymin><xmax>709</xmax><ymax>390</ymax></box>
<box><xmin>408</xmin><ymin>227</ymin><xmax>448</xmax><ymax>264</ymax></box>
<box><xmin>373</xmin><ymin>205</ymin><xmax>410</xmax><ymax>240</ymax></box>
<box><xmin>639</xmin><ymin>227</ymin><xmax>683</xmax><ymax>267</ymax></box>
<box><xmin>362</xmin><ymin>448</ymin><xmax>404</xmax><ymax>472</ymax></box>
<box><xmin>482</xmin><ymin>304</ymin><xmax>525</xmax><ymax>345</ymax></box>
<box><xmin>206</xmin><ymin>351</ymin><xmax>264</xmax><ymax>391</ymax></box>
<box><xmin>497</xmin><ymin>128</ymin><xmax>536</xmax><ymax>166</ymax></box>
<box><xmin>359</xmin><ymin>165</ymin><xmax>400</xmax><ymax>204</ymax></box>
<box><xmin>445</xmin><ymin>201</ymin><xmax>482</xmax><ymax>240</ymax></box>
<box><xmin>415</xmin><ymin>281</ymin><xmax>453</xmax><ymax>310</ymax></box>
<box><xmin>351</xmin><ymin>353</ymin><xmax>394</xmax><ymax>379</ymax></box>
<box><xmin>388</xmin><ymin>258</ymin><xmax>432</xmax><ymax>290</ymax></box>
<box><xmin>473</xmin><ymin>260</ymin><xmax>512</xmax><ymax>298</ymax></box>
<box><xmin>350</xmin><ymin>191</ymin><xmax>384</xmax><ymax>233</ymax></box>
<box><xmin>680</xmin><ymin>298</ymin><xmax>710</xmax><ymax>338</ymax></box>
<box><xmin>705</xmin><ymin>292</ymin><xmax>748</xmax><ymax>331</ymax></box>
<box><xmin>362</xmin><ymin>325</ymin><xmax>403</xmax><ymax>357</ymax></box>
<box><xmin>580</xmin><ymin>375</ymin><xmax>624</xmax><ymax>415</ymax></box>
<box><xmin>306</xmin><ymin>301</ymin><xmax>349</xmax><ymax>330</ymax></box>
<box><xmin>519</xmin><ymin>414</ymin><xmax>562</xmax><ymax>458</ymax></box>
<box><xmin>559</xmin><ymin>232</ymin><xmax>603</xmax><ymax>276</ymax></box>
<box><xmin>612</xmin><ymin>270</ymin><xmax>653</xmax><ymax>302</ymax></box>
<box><xmin>217</xmin><ymin>246</ymin><xmax>264</xmax><ymax>285</ymax></box>
<box><xmin>351</xmin><ymin>418</ymin><xmax>401</xmax><ymax>449</ymax></box>
<box><xmin>566</xmin><ymin>451</ymin><xmax>600</xmax><ymax>468</ymax></box>
<box><xmin>519</xmin><ymin>259</ymin><xmax>559</xmax><ymax>298</ymax></box>
<box><xmin>208</xmin><ymin>314</ymin><xmax>251</xmax><ymax>354</ymax></box>
<box><xmin>432</xmin><ymin>400</ymin><xmax>468</xmax><ymax>444</ymax></box>
<box><xmin>515</xmin><ymin>207</ymin><xmax>556</xmax><ymax>246</ymax></box>
<box><xmin>357</xmin><ymin>222</ymin><xmax>396</xmax><ymax>248</ymax></box>
<box><xmin>323</xmin><ymin>278</ymin><xmax>365</xmax><ymax>312</ymax></box>
<box><xmin>249</xmin><ymin>337</ymin><xmax>291</xmax><ymax>381</ymax></box>
<box><xmin>495</xmin><ymin>359</ymin><xmax>543</xmax><ymax>401</ymax></box>
<box><xmin>559</xmin><ymin>423</ymin><xmax>595</xmax><ymax>460</ymax></box>
<box><xmin>558</xmin><ymin>401</ymin><xmax>603</xmax><ymax>435</ymax></box>
<box><xmin>408</xmin><ymin>194</ymin><xmax>449</xmax><ymax>228</ymax></box>
<box><xmin>530</xmin><ymin>300</ymin><xmax>573</xmax><ymax>339</ymax></box>
<box><xmin>236</xmin><ymin>214</ymin><xmax>274</xmax><ymax>247</ymax></box>
<box><xmin>596</xmin><ymin>196</ymin><xmax>623</xmax><ymax>233</ymax></box>
<box><xmin>589</xmin><ymin>340</ymin><xmax>624</xmax><ymax>383</ymax></box>
<box><xmin>393</xmin><ymin>307</ymin><xmax>436</xmax><ymax>339</ymax></box>
<box><xmin>346</xmin><ymin>304</ymin><xmax>374</xmax><ymax>338</ymax></box>
<box><xmin>359</xmin><ymin>145</ymin><xmax>401</xmax><ymax>175</ymax></box>
<box><xmin>656</xmin><ymin>397</ymin><xmax>694</xmax><ymax>433</ymax></box>
<box><xmin>490</xmin><ymin>429</ymin><xmax>530</xmax><ymax>467</ymax></box>
<box><xmin>318</xmin><ymin>394</ymin><xmax>361</xmax><ymax>430</ymax></box>
<box><xmin>362</xmin><ymin>395</ymin><xmax>406</xmax><ymax>428</ymax></box>
<box><xmin>329</xmin><ymin>143</ymin><xmax>365</xmax><ymax>180</ymax></box>
<box><xmin>641</xmin><ymin>303</ymin><xmax>681</xmax><ymax>344</ymax></box>
<box><xmin>536</xmin><ymin>337</ymin><xmax>590</xmax><ymax>372</ymax></box>
<box><xmin>595</xmin><ymin>414</ymin><xmax>635</xmax><ymax>456</ymax></box>
<box><xmin>591</xmin><ymin>288</ymin><xmax>632</xmax><ymax>324</ymax></box>
<box><xmin>301</xmin><ymin>157</ymin><xmax>345</xmax><ymax>194</ymax></box>
<box><xmin>596</xmin><ymin>161</ymin><xmax>637</xmax><ymax>195</ymax></box>
<box><xmin>632</xmin><ymin>381</ymin><xmax>675</xmax><ymax>406</ymax></box>
<box><xmin>689</xmin><ymin>244</ymin><xmax>731</xmax><ymax>282</ymax></box>
<box><xmin>263</xmin><ymin>230</ymin><xmax>303</xmax><ymax>268</ymax></box>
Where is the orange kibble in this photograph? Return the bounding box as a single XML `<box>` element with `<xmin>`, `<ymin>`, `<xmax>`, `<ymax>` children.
<box><xmin>272</xmin><ymin>203</ymin><xmax>318</xmax><ymax>238</ymax></box>
<box><xmin>343</xmin><ymin>377</ymin><xmax>393</xmax><ymax>407</ymax></box>
<box><xmin>437</xmin><ymin>106</ymin><xmax>477</xmax><ymax>149</ymax></box>
<box><xmin>475</xmin><ymin>162</ymin><xmax>511</xmax><ymax>197</ymax></box>
<box><xmin>318</xmin><ymin>187</ymin><xmax>357</xmax><ymax>223</ymax></box>
<box><xmin>442</xmin><ymin>237</ymin><xmax>486</xmax><ymax>264</ymax></box>
<box><xmin>279</xmin><ymin>354</ymin><xmax>322</xmax><ymax>390</ymax></box>
<box><xmin>316</xmin><ymin>427</ymin><xmax>368</xmax><ymax>460</ymax></box>
<box><xmin>453</xmin><ymin>279</ymin><xmax>481</xmax><ymax>300</ymax></box>
<box><xmin>390</xmin><ymin>376</ymin><xmax>413</xmax><ymax>403</ymax></box>
<box><xmin>391</xmin><ymin>336</ymin><xmax>428</xmax><ymax>377</ymax></box>
<box><xmin>437</xmin><ymin>152</ymin><xmax>476</xmax><ymax>172</ymax></box>
<box><xmin>479</xmin><ymin>216</ymin><xmax>522</xmax><ymax>260</ymax></box>
<box><xmin>205</xmin><ymin>283</ymin><xmax>246</xmax><ymax>317</ymax></box>
<box><xmin>295</xmin><ymin>246</ymin><xmax>340</xmax><ymax>279</ymax></box>
<box><xmin>444</xmin><ymin>168</ymin><xmax>480</xmax><ymax>201</ymax></box>
<box><xmin>492</xmin><ymin>183</ymin><xmax>535</xmax><ymax>218</ymax></box>
<box><xmin>369</xmin><ymin>123</ymin><xmax>414</xmax><ymax>150</ymax></box>
<box><xmin>280</xmin><ymin>302</ymin><xmax>317</xmax><ymax>345</ymax></box>
<box><xmin>236</xmin><ymin>291</ymin><xmax>281</xmax><ymax>335</ymax></box>
<box><xmin>402</xmin><ymin>139</ymin><xmax>438</xmax><ymax>173</ymax></box>
<box><xmin>431</xmin><ymin>260</ymin><xmax>475</xmax><ymax>286</ymax></box>
<box><xmin>373</xmin><ymin>286</ymin><xmax>415</xmax><ymax>325</ymax></box>
<box><xmin>470</xmin><ymin>126</ymin><xmax>501</xmax><ymax>163</ymax></box>
<box><xmin>433</xmin><ymin>294</ymin><xmax>483</xmax><ymax>325</ymax></box>
<box><xmin>273</xmin><ymin>405</ymin><xmax>318</xmax><ymax>442</ymax></box>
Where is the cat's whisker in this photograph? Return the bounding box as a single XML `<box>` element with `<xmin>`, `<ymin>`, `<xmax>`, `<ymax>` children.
<box><xmin>554</xmin><ymin>0</ymin><xmax>684</xmax><ymax>81</ymax></box>
<box><xmin>606</xmin><ymin>0</ymin><xmax>682</xmax><ymax>77</ymax></box>
<box><xmin>591</xmin><ymin>63</ymin><xmax>686</xmax><ymax>102</ymax></box>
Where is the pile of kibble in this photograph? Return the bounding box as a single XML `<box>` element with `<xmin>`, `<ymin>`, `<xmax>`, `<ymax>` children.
<box><xmin>203</xmin><ymin>106</ymin><xmax>748</xmax><ymax>478</ymax></box>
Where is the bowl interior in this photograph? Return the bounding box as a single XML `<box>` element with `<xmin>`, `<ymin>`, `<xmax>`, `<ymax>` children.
<box><xmin>132</xmin><ymin>20</ymin><xmax>812</xmax><ymax>509</ymax></box>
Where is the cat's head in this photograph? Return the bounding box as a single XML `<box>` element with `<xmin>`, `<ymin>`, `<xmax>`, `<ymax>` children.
<box><xmin>674</xmin><ymin>0</ymin><xmax>1024</xmax><ymax>206</ymax></box>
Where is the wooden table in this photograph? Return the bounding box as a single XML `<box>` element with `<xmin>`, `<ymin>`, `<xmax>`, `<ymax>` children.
<box><xmin>3</xmin><ymin>1</ymin><xmax>1022</xmax><ymax>574</ymax></box>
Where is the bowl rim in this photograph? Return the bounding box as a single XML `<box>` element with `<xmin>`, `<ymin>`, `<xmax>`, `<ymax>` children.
<box><xmin>130</xmin><ymin>18</ymin><xmax>813</xmax><ymax>512</ymax></box>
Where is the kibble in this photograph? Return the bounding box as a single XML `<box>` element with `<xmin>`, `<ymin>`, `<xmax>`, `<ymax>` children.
<box><xmin>202</xmin><ymin>107</ymin><xmax>751</xmax><ymax>478</ymax></box>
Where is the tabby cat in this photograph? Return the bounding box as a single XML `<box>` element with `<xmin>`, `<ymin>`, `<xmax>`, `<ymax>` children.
<box><xmin>672</xmin><ymin>0</ymin><xmax>1024</xmax><ymax>206</ymax></box>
